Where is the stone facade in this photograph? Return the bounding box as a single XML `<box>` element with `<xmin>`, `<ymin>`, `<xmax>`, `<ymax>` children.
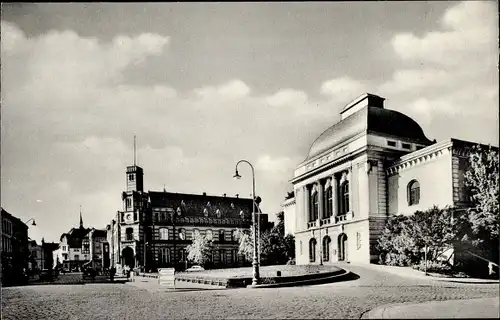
<box><xmin>285</xmin><ymin>93</ymin><xmax>485</xmax><ymax>265</ymax></box>
<box><xmin>1</xmin><ymin>208</ymin><xmax>29</xmax><ymax>285</ymax></box>
<box><xmin>108</xmin><ymin>165</ymin><xmax>268</xmax><ymax>271</ymax></box>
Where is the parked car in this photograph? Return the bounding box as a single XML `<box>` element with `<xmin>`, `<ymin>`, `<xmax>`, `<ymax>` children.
<box><xmin>185</xmin><ymin>265</ymin><xmax>205</xmax><ymax>272</ymax></box>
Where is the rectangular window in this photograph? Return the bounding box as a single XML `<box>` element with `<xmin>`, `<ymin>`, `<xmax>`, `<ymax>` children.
<box><xmin>387</xmin><ymin>140</ymin><xmax>397</xmax><ymax>147</ymax></box>
<box><xmin>160</xmin><ymin>228</ymin><xmax>169</xmax><ymax>240</ymax></box>
<box><xmin>75</xmin><ymin>255</ymin><xmax>80</xmax><ymax>261</ymax></box>
<box><xmin>402</xmin><ymin>143</ymin><xmax>411</xmax><ymax>149</ymax></box>
<box><xmin>220</xmin><ymin>249</ymin><xmax>226</xmax><ymax>263</ymax></box>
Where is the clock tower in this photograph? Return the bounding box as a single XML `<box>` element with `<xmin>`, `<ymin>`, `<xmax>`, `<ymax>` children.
<box><xmin>119</xmin><ymin>164</ymin><xmax>147</xmax><ymax>269</ymax></box>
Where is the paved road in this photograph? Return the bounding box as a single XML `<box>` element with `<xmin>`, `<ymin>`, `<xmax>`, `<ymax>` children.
<box><xmin>362</xmin><ymin>297</ymin><xmax>499</xmax><ymax>319</ymax></box>
<box><xmin>2</xmin><ymin>264</ymin><xmax>498</xmax><ymax>319</ymax></box>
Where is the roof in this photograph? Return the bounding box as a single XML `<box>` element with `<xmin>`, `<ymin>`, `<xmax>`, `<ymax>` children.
<box><xmin>91</xmin><ymin>229</ymin><xmax>107</xmax><ymax>238</ymax></box>
<box><xmin>148</xmin><ymin>191</ymin><xmax>256</xmax><ymax>219</ymax></box>
<box><xmin>307</xmin><ymin>94</ymin><xmax>433</xmax><ymax>159</ymax></box>
<box><xmin>61</xmin><ymin>226</ymin><xmax>91</xmax><ymax>248</ymax></box>
<box><xmin>1</xmin><ymin>208</ymin><xmax>28</xmax><ymax>229</ymax></box>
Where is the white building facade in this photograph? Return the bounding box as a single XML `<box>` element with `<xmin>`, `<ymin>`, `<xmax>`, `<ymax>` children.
<box><xmin>285</xmin><ymin>93</ymin><xmax>480</xmax><ymax>265</ymax></box>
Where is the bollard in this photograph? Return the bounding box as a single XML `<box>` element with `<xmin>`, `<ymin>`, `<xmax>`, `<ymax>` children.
<box><xmin>277</xmin><ymin>271</ymin><xmax>281</xmax><ymax>277</ymax></box>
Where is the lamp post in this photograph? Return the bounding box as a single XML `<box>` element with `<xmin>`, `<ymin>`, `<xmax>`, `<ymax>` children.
<box><xmin>233</xmin><ymin>160</ymin><xmax>260</xmax><ymax>286</ymax></box>
<box><xmin>24</xmin><ymin>218</ymin><xmax>36</xmax><ymax>226</ymax></box>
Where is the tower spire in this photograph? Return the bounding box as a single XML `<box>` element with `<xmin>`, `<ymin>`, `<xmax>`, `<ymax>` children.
<box><xmin>134</xmin><ymin>135</ymin><xmax>137</xmax><ymax>166</ymax></box>
<box><xmin>79</xmin><ymin>205</ymin><xmax>83</xmax><ymax>228</ymax></box>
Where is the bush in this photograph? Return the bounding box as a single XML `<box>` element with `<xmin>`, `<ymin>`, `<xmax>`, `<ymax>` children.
<box><xmin>412</xmin><ymin>261</ymin><xmax>452</xmax><ymax>275</ymax></box>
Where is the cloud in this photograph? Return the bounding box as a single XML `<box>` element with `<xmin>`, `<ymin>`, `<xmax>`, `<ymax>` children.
<box><xmin>320</xmin><ymin>76</ymin><xmax>367</xmax><ymax>102</ymax></box>
<box><xmin>195</xmin><ymin>79</ymin><xmax>251</xmax><ymax>99</ymax></box>
<box><xmin>391</xmin><ymin>1</ymin><xmax>497</xmax><ymax>66</ymax></box>
<box><xmin>378</xmin><ymin>69</ymin><xmax>452</xmax><ymax>94</ymax></box>
<box><xmin>265</xmin><ymin>89</ymin><xmax>308</xmax><ymax>108</ymax></box>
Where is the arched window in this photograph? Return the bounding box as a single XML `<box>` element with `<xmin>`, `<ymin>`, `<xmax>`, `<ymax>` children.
<box><xmin>325</xmin><ymin>187</ymin><xmax>333</xmax><ymax>218</ymax></box>
<box><xmin>178</xmin><ymin>228</ymin><xmax>185</xmax><ymax>240</ymax></box>
<box><xmin>309</xmin><ymin>238</ymin><xmax>317</xmax><ymax>262</ymax></box>
<box><xmin>339</xmin><ymin>181</ymin><xmax>349</xmax><ymax>215</ymax></box>
<box><xmin>311</xmin><ymin>192</ymin><xmax>319</xmax><ymax>221</ymax></box>
<box><xmin>322</xmin><ymin>236</ymin><xmax>331</xmax><ymax>262</ymax></box>
<box><xmin>408</xmin><ymin>180</ymin><xmax>420</xmax><ymax>205</ymax></box>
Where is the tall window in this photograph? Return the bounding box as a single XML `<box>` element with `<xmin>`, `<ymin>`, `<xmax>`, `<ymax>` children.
<box><xmin>126</xmin><ymin>228</ymin><xmax>134</xmax><ymax>241</ymax></box>
<box><xmin>231</xmin><ymin>230</ymin><xmax>236</xmax><ymax>242</ymax></box>
<box><xmin>128</xmin><ymin>174</ymin><xmax>134</xmax><ymax>181</ymax></box>
<box><xmin>309</xmin><ymin>238</ymin><xmax>317</xmax><ymax>262</ymax></box>
<box><xmin>159</xmin><ymin>247</ymin><xmax>170</xmax><ymax>264</ymax></box>
<box><xmin>82</xmin><ymin>239</ymin><xmax>90</xmax><ymax>254</ymax></box>
<box><xmin>160</xmin><ymin>228</ymin><xmax>168</xmax><ymax>240</ymax></box>
<box><xmin>323</xmin><ymin>236</ymin><xmax>331</xmax><ymax>261</ymax></box>
<box><xmin>299</xmin><ymin>241</ymin><xmax>303</xmax><ymax>255</ymax></box>
<box><xmin>325</xmin><ymin>186</ymin><xmax>333</xmax><ymax>218</ymax></box>
<box><xmin>206</xmin><ymin>229</ymin><xmax>213</xmax><ymax>241</ymax></box>
<box><xmin>178</xmin><ymin>229</ymin><xmax>185</xmax><ymax>240</ymax></box>
<box><xmin>193</xmin><ymin>229</ymin><xmax>200</xmax><ymax>239</ymax></box>
<box><xmin>310</xmin><ymin>192</ymin><xmax>319</xmax><ymax>221</ymax></box>
<box><xmin>126</xmin><ymin>198</ymin><xmax>132</xmax><ymax>209</ymax></box>
<box><xmin>408</xmin><ymin>180</ymin><xmax>420</xmax><ymax>205</ymax></box>
<box><xmin>339</xmin><ymin>181</ymin><xmax>349</xmax><ymax>215</ymax></box>
<box><xmin>75</xmin><ymin>255</ymin><xmax>80</xmax><ymax>261</ymax></box>
<box><xmin>220</xmin><ymin>249</ymin><xmax>226</xmax><ymax>263</ymax></box>
<box><xmin>219</xmin><ymin>229</ymin><xmax>225</xmax><ymax>242</ymax></box>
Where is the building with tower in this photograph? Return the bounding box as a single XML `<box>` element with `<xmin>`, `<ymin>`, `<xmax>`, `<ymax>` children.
<box><xmin>54</xmin><ymin>210</ymin><xmax>107</xmax><ymax>271</ymax></box>
<box><xmin>107</xmin><ymin>163</ymin><xmax>269</xmax><ymax>272</ymax></box>
<box><xmin>284</xmin><ymin>93</ymin><xmax>494</xmax><ymax>265</ymax></box>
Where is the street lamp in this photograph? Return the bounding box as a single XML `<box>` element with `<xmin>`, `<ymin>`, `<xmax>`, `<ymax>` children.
<box><xmin>233</xmin><ymin>160</ymin><xmax>260</xmax><ymax>286</ymax></box>
<box><xmin>24</xmin><ymin>218</ymin><xmax>36</xmax><ymax>226</ymax></box>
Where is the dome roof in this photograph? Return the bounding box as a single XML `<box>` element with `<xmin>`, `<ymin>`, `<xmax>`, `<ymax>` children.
<box><xmin>307</xmin><ymin>105</ymin><xmax>433</xmax><ymax>159</ymax></box>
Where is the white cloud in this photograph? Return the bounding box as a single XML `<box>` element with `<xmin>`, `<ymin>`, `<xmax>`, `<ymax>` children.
<box><xmin>320</xmin><ymin>76</ymin><xmax>367</xmax><ymax>103</ymax></box>
<box><xmin>195</xmin><ymin>79</ymin><xmax>251</xmax><ymax>99</ymax></box>
<box><xmin>265</xmin><ymin>89</ymin><xmax>308</xmax><ymax>108</ymax></box>
<box><xmin>378</xmin><ymin>69</ymin><xmax>452</xmax><ymax>94</ymax></box>
<box><xmin>391</xmin><ymin>1</ymin><xmax>497</xmax><ymax>66</ymax></box>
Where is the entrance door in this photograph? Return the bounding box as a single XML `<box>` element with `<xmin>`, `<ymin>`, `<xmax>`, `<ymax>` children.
<box><xmin>122</xmin><ymin>247</ymin><xmax>135</xmax><ymax>268</ymax></box>
<box><xmin>338</xmin><ymin>234</ymin><xmax>348</xmax><ymax>261</ymax></box>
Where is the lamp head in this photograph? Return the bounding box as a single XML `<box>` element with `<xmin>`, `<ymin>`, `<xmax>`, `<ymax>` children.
<box><xmin>233</xmin><ymin>169</ymin><xmax>242</xmax><ymax>180</ymax></box>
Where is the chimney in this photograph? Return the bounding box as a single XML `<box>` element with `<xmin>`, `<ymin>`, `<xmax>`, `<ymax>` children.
<box><xmin>203</xmin><ymin>192</ymin><xmax>206</xmax><ymax>196</ymax></box>
<box><xmin>223</xmin><ymin>193</ymin><xmax>226</xmax><ymax>197</ymax></box>
<box><xmin>235</xmin><ymin>194</ymin><xmax>239</xmax><ymax>198</ymax></box>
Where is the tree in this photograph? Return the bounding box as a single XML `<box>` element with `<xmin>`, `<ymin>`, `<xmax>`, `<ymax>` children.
<box><xmin>464</xmin><ymin>144</ymin><xmax>499</xmax><ymax>241</ymax></box>
<box><xmin>235</xmin><ymin>228</ymin><xmax>254</xmax><ymax>262</ymax></box>
<box><xmin>259</xmin><ymin>211</ymin><xmax>295</xmax><ymax>265</ymax></box>
<box><xmin>376</xmin><ymin>207</ymin><xmax>457</xmax><ymax>266</ymax></box>
<box><xmin>457</xmin><ymin>144</ymin><xmax>500</xmax><ymax>271</ymax></box>
<box><xmin>186</xmin><ymin>234</ymin><xmax>212</xmax><ymax>268</ymax></box>
<box><xmin>409</xmin><ymin>206</ymin><xmax>457</xmax><ymax>262</ymax></box>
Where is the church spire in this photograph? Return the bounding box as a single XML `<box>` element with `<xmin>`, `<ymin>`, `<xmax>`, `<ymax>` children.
<box><xmin>79</xmin><ymin>205</ymin><xmax>83</xmax><ymax>228</ymax></box>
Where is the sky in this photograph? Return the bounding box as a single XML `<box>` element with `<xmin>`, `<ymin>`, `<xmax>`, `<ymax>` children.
<box><xmin>1</xmin><ymin>1</ymin><xmax>498</xmax><ymax>243</ymax></box>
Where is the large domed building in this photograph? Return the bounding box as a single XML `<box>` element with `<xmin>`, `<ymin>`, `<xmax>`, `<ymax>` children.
<box><xmin>283</xmin><ymin>93</ymin><xmax>485</xmax><ymax>265</ymax></box>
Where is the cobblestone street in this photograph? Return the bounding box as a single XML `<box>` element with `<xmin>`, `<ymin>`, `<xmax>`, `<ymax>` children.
<box><xmin>2</xmin><ymin>265</ymin><xmax>498</xmax><ymax>319</ymax></box>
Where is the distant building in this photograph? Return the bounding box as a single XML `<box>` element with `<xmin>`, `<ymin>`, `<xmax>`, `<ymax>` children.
<box><xmin>284</xmin><ymin>93</ymin><xmax>492</xmax><ymax>265</ymax></box>
<box><xmin>54</xmin><ymin>212</ymin><xmax>93</xmax><ymax>271</ymax></box>
<box><xmin>1</xmin><ymin>208</ymin><xmax>29</xmax><ymax>285</ymax></box>
<box><xmin>107</xmin><ymin>165</ymin><xmax>268</xmax><ymax>271</ymax></box>
<box><xmin>28</xmin><ymin>240</ymin><xmax>43</xmax><ymax>271</ymax></box>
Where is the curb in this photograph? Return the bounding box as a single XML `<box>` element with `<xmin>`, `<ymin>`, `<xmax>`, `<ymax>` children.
<box><xmin>247</xmin><ymin>269</ymin><xmax>354</xmax><ymax>289</ymax></box>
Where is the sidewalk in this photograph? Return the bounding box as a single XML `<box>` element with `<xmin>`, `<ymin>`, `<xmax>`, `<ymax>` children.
<box><xmin>362</xmin><ymin>297</ymin><xmax>499</xmax><ymax>319</ymax></box>
<box><xmin>350</xmin><ymin>263</ymin><xmax>499</xmax><ymax>284</ymax></box>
